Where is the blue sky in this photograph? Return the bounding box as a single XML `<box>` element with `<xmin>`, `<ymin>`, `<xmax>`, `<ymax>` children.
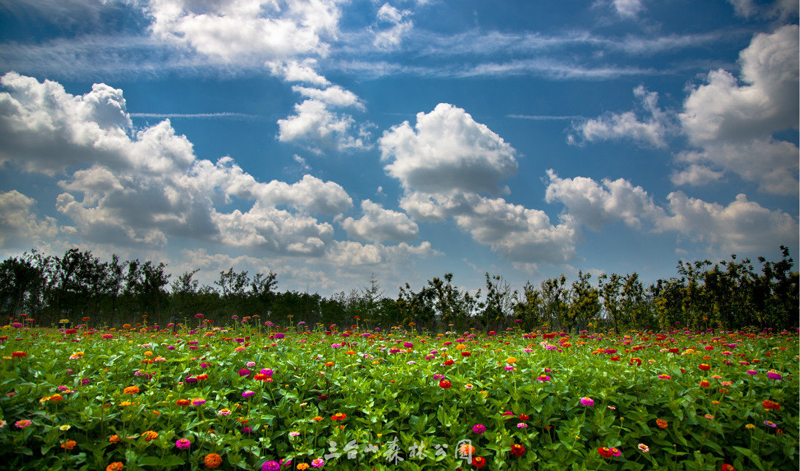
<box><xmin>0</xmin><ymin>0</ymin><xmax>797</xmax><ymax>296</ymax></box>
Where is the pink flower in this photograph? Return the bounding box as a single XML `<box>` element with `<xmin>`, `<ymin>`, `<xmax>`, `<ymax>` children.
<box><xmin>473</xmin><ymin>424</ymin><xmax>486</xmax><ymax>434</ymax></box>
<box><xmin>175</xmin><ymin>438</ymin><xmax>191</xmax><ymax>449</ymax></box>
<box><xmin>611</xmin><ymin>448</ymin><xmax>621</xmax><ymax>457</ymax></box>
<box><xmin>767</xmin><ymin>371</ymin><xmax>782</xmax><ymax>380</ymax></box>
<box><xmin>580</xmin><ymin>397</ymin><xmax>594</xmax><ymax>407</ymax></box>
<box><xmin>15</xmin><ymin>419</ymin><xmax>32</xmax><ymax>429</ymax></box>
<box><xmin>311</xmin><ymin>458</ymin><xmax>325</xmax><ymax>468</ymax></box>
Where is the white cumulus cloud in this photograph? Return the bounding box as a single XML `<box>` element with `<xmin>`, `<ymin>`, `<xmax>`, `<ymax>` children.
<box><xmin>678</xmin><ymin>25</ymin><xmax>799</xmax><ymax>195</ymax></box>
<box><xmin>341</xmin><ymin>199</ymin><xmax>418</xmax><ymax>243</ymax></box>
<box><xmin>379</xmin><ymin>103</ymin><xmax>518</xmax><ymax>194</ymax></box>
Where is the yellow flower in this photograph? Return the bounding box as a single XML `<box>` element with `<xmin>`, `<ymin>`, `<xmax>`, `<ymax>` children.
<box><xmin>59</xmin><ymin>425</ymin><xmax>71</xmax><ymax>431</ymax></box>
<box><xmin>746</xmin><ymin>424</ymin><xmax>756</xmax><ymax>429</ymax></box>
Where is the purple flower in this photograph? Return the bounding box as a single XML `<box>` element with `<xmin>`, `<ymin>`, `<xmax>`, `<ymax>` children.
<box><xmin>175</xmin><ymin>438</ymin><xmax>191</xmax><ymax>449</ymax></box>
<box><xmin>242</xmin><ymin>391</ymin><xmax>256</xmax><ymax>398</ymax></box>
<box><xmin>185</xmin><ymin>376</ymin><xmax>198</xmax><ymax>384</ymax></box>
<box><xmin>472</xmin><ymin>424</ymin><xmax>486</xmax><ymax>434</ymax></box>
<box><xmin>239</xmin><ymin>368</ymin><xmax>251</xmax><ymax>377</ymax></box>
<box><xmin>274</xmin><ymin>333</ymin><xmax>285</xmax><ymax>339</ymax></box>
<box><xmin>262</xmin><ymin>461</ymin><xmax>280</xmax><ymax>471</ymax></box>
<box><xmin>243</xmin><ymin>426</ymin><xmax>253</xmax><ymax>434</ymax></box>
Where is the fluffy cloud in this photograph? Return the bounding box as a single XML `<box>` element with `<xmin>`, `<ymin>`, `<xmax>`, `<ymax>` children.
<box><xmin>678</xmin><ymin>25</ymin><xmax>799</xmax><ymax>194</ymax></box>
<box><xmin>545</xmin><ymin>170</ymin><xmax>663</xmax><ymax>231</ymax></box>
<box><xmin>267</xmin><ymin>59</ymin><xmax>331</xmax><ymax>86</ymax></box>
<box><xmin>146</xmin><ymin>0</ymin><xmax>344</xmax><ymax>62</ymax></box>
<box><xmin>568</xmin><ymin>85</ymin><xmax>671</xmax><ymax>147</ymax></box>
<box><xmin>341</xmin><ymin>199</ymin><xmax>418</xmax><ymax>243</ymax></box>
<box><xmin>0</xmin><ymin>73</ymin><xmax>354</xmax><ymax>254</ymax></box>
<box><xmin>277</xmin><ymin>99</ymin><xmax>371</xmax><ymax>153</ymax></box>
<box><xmin>326</xmin><ymin>240</ymin><xmax>438</xmax><ymax>267</ymax></box>
<box><xmin>291</xmin><ymin>85</ymin><xmax>364</xmax><ymax>109</ymax></box>
<box><xmin>379</xmin><ymin>103</ymin><xmax>518</xmax><ymax>194</ymax></box>
<box><xmin>544</xmin><ymin>171</ymin><xmax>798</xmax><ymax>254</ymax></box>
<box><xmin>400</xmin><ymin>192</ymin><xmax>579</xmax><ymax>263</ymax></box>
<box><xmin>657</xmin><ymin>192</ymin><xmax>799</xmax><ymax>254</ymax></box>
<box><xmin>0</xmin><ymin>190</ymin><xmax>60</xmax><ymax>250</ymax></box>
<box><xmin>373</xmin><ymin>3</ymin><xmax>414</xmax><ymax>50</ymax></box>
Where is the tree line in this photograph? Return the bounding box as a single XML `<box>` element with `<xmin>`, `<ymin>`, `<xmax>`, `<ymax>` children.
<box><xmin>1</xmin><ymin>247</ymin><xmax>797</xmax><ymax>332</ymax></box>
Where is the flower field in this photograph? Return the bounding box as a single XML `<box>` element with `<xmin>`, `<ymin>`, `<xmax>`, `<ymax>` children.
<box><xmin>1</xmin><ymin>321</ymin><xmax>797</xmax><ymax>471</ymax></box>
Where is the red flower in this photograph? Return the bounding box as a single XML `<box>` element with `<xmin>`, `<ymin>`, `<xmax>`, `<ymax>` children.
<box><xmin>439</xmin><ymin>380</ymin><xmax>452</xmax><ymax>389</ymax></box>
<box><xmin>332</xmin><ymin>413</ymin><xmax>347</xmax><ymax>421</ymax></box>
<box><xmin>699</xmin><ymin>364</ymin><xmax>711</xmax><ymax>371</ymax></box>
<box><xmin>629</xmin><ymin>357</ymin><xmax>642</xmax><ymax>366</ymax></box>
<box><xmin>444</xmin><ymin>360</ymin><xmax>455</xmax><ymax>366</ymax></box>
<box><xmin>598</xmin><ymin>447</ymin><xmax>613</xmax><ymax>458</ymax></box>
<box><xmin>471</xmin><ymin>456</ymin><xmax>486</xmax><ymax>468</ymax></box>
<box><xmin>518</xmin><ymin>414</ymin><xmax>530</xmax><ymax>421</ymax></box>
<box><xmin>721</xmin><ymin>465</ymin><xmax>736</xmax><ymax>471</ymax></box>
<box><xmin>762</xmin><ymin>400</ymin><xmax>780</xmax><ymax>410</ymax></box>
<box><xmin>510</xmin><ymin>444</ymin><xmax>525</xmax><ymax>457</ymax></box>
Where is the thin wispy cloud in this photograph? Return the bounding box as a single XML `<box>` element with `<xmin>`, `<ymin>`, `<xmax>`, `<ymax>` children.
<box><xmin>130</xmin><ymin>112</ymin><xmax>261</xmax><ymax>120</ymax></box>
<box><xmin>507</xmin><ymin>114</ymin><xmax>585</xmax><ymax>121</ymax></box>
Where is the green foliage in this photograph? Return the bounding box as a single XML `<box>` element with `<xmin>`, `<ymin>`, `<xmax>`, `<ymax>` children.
<box><xmin>0</xmin><ymin>324</ymin><xmax>796</xmax><ymax>470</ymax></box>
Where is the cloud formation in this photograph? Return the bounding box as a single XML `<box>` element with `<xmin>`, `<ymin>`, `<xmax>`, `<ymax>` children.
<box><xmin>544</xmin><ymin>171</ymin><xmax>798</xmax><ymax>254</ymax></box>
<box><xmin>568</xmin><ymin>85</ymin><xmax>672</xmax><ymax>147</ymax></box>
<box><xmin>678</xmin><ymin>25</ymin><xmax>799</xmax><ymax>194</ymax></box>
<box><xmin>380</xmin><ymin>103</ymin><xmax>518</xmax><ymax>194</ymax></box>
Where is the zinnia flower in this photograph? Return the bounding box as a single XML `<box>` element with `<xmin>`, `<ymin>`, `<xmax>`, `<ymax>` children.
<box><xmin>331</xmin><ymin>413</ymin><xmax>347</xmax><ymax>421</ymax></box>
<box><xmin>598</xmin><ymin>447</ymin><xmax>613</xmax><ymax>458</ymax></box>
<box><xmin>767</xmin><ymin>371</ymin><xmax>782</xmax><ymax>380</ymax></box>
<box><xmin>610</xmin><ymin>448</ymin><xmax>621</xmax><ymax>457</ymax></box>
<box><xmin>123</xmin><ymin>386</ymin><xmax>139</xmax><ymax>395</ymax></box>
<box><xmin>142</xmin><ymin>431</ymin><xmax>159</xmax><ymax>441</ymax></box>
<box><xmin>204</xmin><ymin>453</ymin><xmax>223</xmax><ymax>469</ymax></box>
<box><xmin>311</xmin><ymin>458</ymin><xmax>324</xmax><ymax>468</ymax></box>
<box><xmin>296</xmin><ymin>464</ymin><xmax>310</xmax><ymax>470</ymax></box>
<box><xmin>762</xmin><ymin>400</ymin><xmax>781</xmax><ymax>410</ymax></box>
<box><xmin>192</xmin><ymin>398</ymin><xmax>207</xmax><ymax>406</ymax></box>
<box><xmin>721</xmin><ymin>465</ymin><xmax>736</xmax><ymax>471</ymax></box>
<box><xmin>176</xmin><ymin>438</ymin><xmax>191</xmax><ymax>449</ymax></box>
<box><xmin>262</xmin><ymin>461</ymin><xmax>280</xmax><ymax>471</ymax></box>
<box><xmin>638</xmin><ymin>444</ymin><xmax>649</xmax><ymax>453</ymax></box>
<box><xmin>15</xmin><ymin>419</ymin><xmax>32</xmax><ymax>429</ymax></box>
<box><xmin>106</xmin><ymin>462</ymin><xmax>124</xmax><ymax>471</ymax></box>
<box><xmin>459</xmin><ymin>443</ymin><xmax>476</xmax><ymax>457</ymax></box>
<box><xmin>510</xmin><ymin>444</ymin><xmax>525</xmax><ymax>457</ymax></box>
<box><xmin>471</xmin><ymin>456</ymin><xmax>486</xmax><ymax>468</ymax></box>
<box><xmin>656</xmin><ymin>419</ymin><xmax>668</xmax><ymax>429</ymax></box>
<box><xmin>61</xmin><ymin>440</ymin><xmax>77</xmax><ymax>450</ymax></box>
<box><xmin>440</xmin><ymin>380</ymin><xmax>451</xmax><ymax>389</ymax></box>
<box><xmin>580</xmin><ymin>397</ymin><xmax>594</xmax><ymax>407</ymax></box>
<box><xmin>658</xmin><ymin>374</ymin><xmax>671</xmax><ymax>380</ymax></box>
<box><xmin>699</xmin><ymin>380</ymin><xmax>710</xmax><ymax>387</ymax></box>
<box><xmin>472</xmin><ymin>424</ymin><xmax>486</xmax><ymax>434</ymax></box>
<box><xmin>242</xmin><ymin>391</ymin><xmax>256</xmax><ymax>398</ymax></box>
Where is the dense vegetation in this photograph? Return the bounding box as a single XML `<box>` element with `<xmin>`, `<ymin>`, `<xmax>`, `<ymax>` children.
<box><xmin>1</xmin><ymin>247</ymin><xmax>797</xmax><ymax>332</ymax></box>
<box><xmin>0</xmin><ymin>322</ymin><xmax>796</xmax><ymax>470</ymax></box>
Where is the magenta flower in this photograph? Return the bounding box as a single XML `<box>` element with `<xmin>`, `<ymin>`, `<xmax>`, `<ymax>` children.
<box><xmin>746</xmin><ymin>370</ymin><xmax>757</xmax><ymax>375</ymax></box>
<box><xmin>580</xmin><ymin>397</ymin><xmax>594</xmax><ymax>407</ymax></box>
<box><xmin>242</xmin><ymin>390</ymin><xmax>255</xmax><ymax>398</ymax></box>
<box><xmin>262</xmin><ymin>461</ymin><xmax>280</xmax><ymax>471</ymax></box>
<box><xmin>472</xmin><ymin>424</ymin><xmax>486</xmax><ymax>434</ymax></box>
<box><xmin>239</xmin><ymin>368</ymin><xmax>251</xmax><ymax>377</ymax></box>
<box><xmin>175</xmin><ymin>438</ymin><xmax>191</xmax><ymax>449</ymax></box>
<box><xmin>311</xmin><ymin>458</ymin><xmax>325</xmax><ymax>468</ymax></box>
<box><xmin>767</xmin><ymin>371</ymin><xmax>782</xmax><ymax>380</ymax></box>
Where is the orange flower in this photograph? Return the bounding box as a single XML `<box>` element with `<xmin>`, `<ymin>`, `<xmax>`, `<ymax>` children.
<box><xmin>656</xmin><ymin>419</ymin><xmax>668</xmax><ymax>429</ymax></box>
<box><xmin>459</xmin><ymin>443</ymin><xmax>476</xmax><ymax>456</ymax></box>
<box><xmin>49</xmin><ymin>393</ymin><xmax>64</xmax><ymax>402</ymax></box>
<box><xmin>61</xmin><ymin>440</ymin><xmax>77</xmax><ymax>450</ymax></box>
<box><xmin>106</xmin><ymin>463</ymin><xmax>124</xmax><ymax>471</ymax></box>
<box><xmin>197</xmin><ymin>374</ymin><xmax>209</xmax><ymax>381</ymax></box>
<box><xmin>204</xmin><ymin>453</ymin><xmax>223</xmax><ymax>469</ymax></box>
<box><xmin>109</xmin><ymin>434</ymin><xmax>121</xmax><ymax>443</ymax></box>
<box><xmin>312</xmin><ymin>416</ymin><xmax>323</xmax><ymax>422</ymax></box>
<box><xmin>123</xmin><ymin>386</ymin><xmax>139</xmax><ymax>395</ymax></box>
<box><xmin>142</xmin><ymin>430</ymin><xmax>159</xmax><ymax>441</ymax></box>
